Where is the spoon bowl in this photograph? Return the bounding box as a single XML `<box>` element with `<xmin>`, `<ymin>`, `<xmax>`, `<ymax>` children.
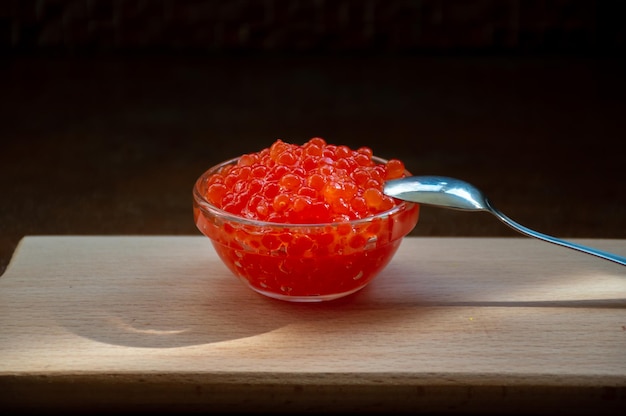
<box><xmin>384</xmin><ymin>176</ymin><xmax>626</xmax><ymax>266</ymax></box>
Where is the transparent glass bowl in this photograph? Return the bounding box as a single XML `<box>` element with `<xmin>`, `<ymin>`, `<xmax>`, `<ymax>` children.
<box><xmin>193</xmin><ymin>156</ymin><xmax>419</xmax><ymax>302</ymax></box>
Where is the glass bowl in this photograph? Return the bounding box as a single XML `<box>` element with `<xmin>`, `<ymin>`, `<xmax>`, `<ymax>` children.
<box><xmin>193</xmin><ymin>156</ymin><xmax>419</xmax><ymax>302</ymax></box>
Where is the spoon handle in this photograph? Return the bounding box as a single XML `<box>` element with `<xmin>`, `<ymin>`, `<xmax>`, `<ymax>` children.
<box><xmin>485</xmin><ymin>200</ymin><xmax>626</xmax><ymax>266</ymax></box>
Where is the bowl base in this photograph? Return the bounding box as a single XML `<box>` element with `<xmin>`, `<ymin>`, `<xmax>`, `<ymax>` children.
<box><xmin>246</xmin><ymin>283</ymin><xmax>367</xmax><ymax>303</ymax></box>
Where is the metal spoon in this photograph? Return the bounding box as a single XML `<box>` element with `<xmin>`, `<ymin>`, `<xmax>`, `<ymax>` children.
<box><xmin>384</xmin><ymin>176</ymin><xmax>626</xmax><ymax>266</ymax></box>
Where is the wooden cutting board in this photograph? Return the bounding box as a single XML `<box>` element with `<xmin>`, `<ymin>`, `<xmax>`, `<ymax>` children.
<box><xmin>1</xmin><ymin>236</ymin><xmax>625</xmax><ymax>414</ymax></box>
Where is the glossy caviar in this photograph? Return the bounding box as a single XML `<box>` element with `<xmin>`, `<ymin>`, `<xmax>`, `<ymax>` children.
<box><xmin>193</xmin><ymin>137</ymin><xmax>420</xmax><ymax>301</ymax></box>
<box><xmin>203</xmin><ymin>137</ymin><xmax>407</xmax><ymax>223</ymax></box>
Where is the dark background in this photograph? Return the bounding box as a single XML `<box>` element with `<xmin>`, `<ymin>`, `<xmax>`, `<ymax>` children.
<box><xmin>1</xmin><ymin>0</ymin><xmax>625</xmax><ymax>275</ymax></box>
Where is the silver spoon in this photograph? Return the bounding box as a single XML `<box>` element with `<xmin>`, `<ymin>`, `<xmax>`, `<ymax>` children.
<box><xmin>384</xmin><ymin>176</ymin><xmax>626</xmax><ymax>266</ymax></box>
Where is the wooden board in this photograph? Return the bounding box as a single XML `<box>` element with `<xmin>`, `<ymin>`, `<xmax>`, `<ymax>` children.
<box><xmin>1</xmin><ymin>236</ymin><xmax>625</xmax><ymax>414</ymax></box>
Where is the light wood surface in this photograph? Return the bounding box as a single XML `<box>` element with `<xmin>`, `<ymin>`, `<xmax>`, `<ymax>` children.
<box><xmin>1</xmin><ymin>236</ymin><xmax>625</xmax><ymax>414</ymax></box>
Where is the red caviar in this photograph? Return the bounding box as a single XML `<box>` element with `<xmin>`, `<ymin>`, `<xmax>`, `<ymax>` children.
<box><xmin>204</xmin><ymin>137</ymin><xmax>405</xmax><ymax>223</ymax></box>
<box><xmin>193</xmin><ymin>137</ymin><xmax>419</xmax><ymax>301</ymax></box>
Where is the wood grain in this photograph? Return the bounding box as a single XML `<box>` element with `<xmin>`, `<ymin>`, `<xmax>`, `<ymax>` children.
<box><xmin>1</xmin><ymin>236</ymin><xmax>625</xmax><ymax>414</ymax></box>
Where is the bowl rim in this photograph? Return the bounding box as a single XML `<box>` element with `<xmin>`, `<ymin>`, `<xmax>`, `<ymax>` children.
<box><xmin>193</xmin><ymin>155</ymin><xmax>416</xmax><ymax>229</ymax></box>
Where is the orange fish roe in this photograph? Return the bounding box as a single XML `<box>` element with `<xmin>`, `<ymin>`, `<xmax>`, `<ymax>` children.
<box><xmin>204</xmin><ymin>137</ymin><xmax>407</xmax><ymax>223</ymax></box>
<box><xmin>193</xmin><ymin>137</ymin><xmax>420</xmax><ymax>301</ymax></box>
